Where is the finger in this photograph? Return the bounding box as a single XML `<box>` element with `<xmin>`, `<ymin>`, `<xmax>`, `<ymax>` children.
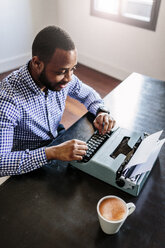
<box><xmin>110</xmin><ymin>119</ymin><xmax>116</xmax><ymax>131</ymax></box>
<box><xmin>106</xmin><ymin>117</ymin><xmax>115</xmax><ymax>133</ymax></box>
<box><xmin>75</xmin><ymin>140</ymin><xmax>87</xmax><ymax>146</ymax></box>
<box><xmin>95</xmin><ymin>115</ymin><xmax>104</xmax><ymax>134</ymax></box>
<box><xmin>72</xmin><ymin>149</ymin><xmax>87</xmax><ymax>161</ymax></box>
<box><xmin>75</xmin><ymin>149</ymin><xmax>87</xmax><ymax>156</ymax></box>
<box><xmin>93</xmin><ymin>119</ymin><xmax>100</xmax><ymax>131</ymax></box>
<box><xmin>72</xmin><ymin>142</ymin><xmax>88</xmax><ymax>155</ymax></box>
<box><xmin>77</xmin><ymin>144</ymin><xmax>88</xmax><ymax>151</ymax></box>
<box><xmin>102</xmin><ymin>116</ymin><xmax>116</xmax><ymax>134</ymax></box>
<box><xmin>74</xmin><ymin>140</ymin><xmax>88</xmax><ymax>150</ymax></box>
<box><xmin>102</xmin><ymin>115</ymin><xmax>109</xmax><ymax>134</ymax></box>
<box><xmin>72</xmin><ymin>155</ymin><xmax>84</xmax><ymax>161</ymax></box>
<box><xmin>107</xmin><ymin>122</ymin><xmax>114</xmax><ymax>133</ymax></box>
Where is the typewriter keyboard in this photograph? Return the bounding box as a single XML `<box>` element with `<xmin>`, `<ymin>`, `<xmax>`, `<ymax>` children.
<box><xmin>81</xmin><ymin>131</ymin><xmax>110</xmax><ymax>163</ymax></box>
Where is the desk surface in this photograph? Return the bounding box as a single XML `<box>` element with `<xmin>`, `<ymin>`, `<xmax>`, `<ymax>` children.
<box><xmin>0</xmin><ymin>73</ymin><xmax>165</xmax><ymax>248</ymax></box>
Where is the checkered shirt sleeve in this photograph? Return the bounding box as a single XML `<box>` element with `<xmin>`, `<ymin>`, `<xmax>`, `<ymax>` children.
<box><xmin>0</xmin><ymin>85</ymin><xmax>48</xmax><ymax>176</ymax></box>
<box><xmin>68</xmin><ymin>75</ymin><xmax>104</xmax><ymax>115</ymax></box>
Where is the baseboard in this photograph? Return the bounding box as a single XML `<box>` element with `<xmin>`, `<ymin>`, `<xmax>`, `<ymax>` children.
<box><xmin>0</xmin><ymin>52</ymin><xmax>129</xmax><ymax>81</ymax></box>
<box><xmin>0</xmin><ymin>53</ymin><xmax>31</xmax><ymax>73</ymax></box>
<box><xmin>78</xmin><ymin>52</ymin><xmax>129</xmax><ymax>81</ymax></box>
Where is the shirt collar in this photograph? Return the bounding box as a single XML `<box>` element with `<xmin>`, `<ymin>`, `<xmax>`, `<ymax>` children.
<box><xmin>20</xmin><ymin>61</ymin><xmax>45</xmax><ymax>95</ymax></box>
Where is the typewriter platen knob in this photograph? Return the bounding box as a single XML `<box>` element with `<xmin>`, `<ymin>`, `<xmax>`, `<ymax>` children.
<box><xmin>116</xmin><ymin>178</ymin><xmax>125</xmax><ymax>188</ymax></box>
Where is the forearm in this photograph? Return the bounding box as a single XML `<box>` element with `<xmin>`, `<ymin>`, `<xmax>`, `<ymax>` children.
<box><xmin>45</xmin><ymin>139</ymin><xmax>88</xmax><ymax>162</ymax></box>
<box><xmin>45</xmin><ymin>146</ymin><xmax>57</xmax><ymax>160</ymax></box>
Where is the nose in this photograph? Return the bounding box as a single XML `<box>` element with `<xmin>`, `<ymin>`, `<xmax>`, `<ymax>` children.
<box><xmin>64</xmin><ymin>70</ymin><xmax>73</xmax><ymax>82</ymax></box>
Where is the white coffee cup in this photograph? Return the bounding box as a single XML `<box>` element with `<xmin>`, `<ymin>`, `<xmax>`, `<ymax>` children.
<box><xmin>97</xmin><ymin>195</ymin><xmax>136</xmax><ymax>234</ymax></box>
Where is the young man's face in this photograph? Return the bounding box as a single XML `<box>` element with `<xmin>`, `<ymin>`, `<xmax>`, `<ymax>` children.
<box><xmin>39</xmin><ymin>48</ymin><xmax>77</xmax><ymax>91</ymax></box>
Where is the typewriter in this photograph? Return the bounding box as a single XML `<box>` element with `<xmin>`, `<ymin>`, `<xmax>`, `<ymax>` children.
<box><xmin>70</xmin><ymin>127</ymin><xmax>164</xmax><ymax>196</ymax></box>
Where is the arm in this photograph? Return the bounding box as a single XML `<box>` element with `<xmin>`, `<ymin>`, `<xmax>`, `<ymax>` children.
<box><xmin>0</xmin><ymin>91</ymin><xmax>48</xmax><ymax>176</ymax></box>
<box><xmin>0</xmin><ymin>89</ymin><xmax>88</xmax><ymax>176</ymax></box>
<box><xmin>68</xmin><ymin>75</ymin><xmax>104</xmax><ymax>115</ymax></box>
<box><xmin>68</xmin><ymin>75</ymin><xmax>116</xmax><ymax>134</ymax></box>
<box><xmin>0</xmin><ymin>124</ymin><xmax>88</xmax><ymax>176</ymax></box>
<box><xmin>45</xmin><ymin>139</ymin><xmax>88</xmax><ymax>161</ymax></box>
<box><xmin>0</xmin><ymin>146</ymin><xmax>47</xmax><ymax>176</ymax></box>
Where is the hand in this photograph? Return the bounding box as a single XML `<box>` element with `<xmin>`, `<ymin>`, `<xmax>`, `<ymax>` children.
<box><xmin>45</xmin><ymin>139</ymin><xmax>88</xmax><ymax>161</ymax></box>
<box><xmin>93</xmin><ymin>112</ymin><xmax>116</xmax><ymax>135</ymax></box>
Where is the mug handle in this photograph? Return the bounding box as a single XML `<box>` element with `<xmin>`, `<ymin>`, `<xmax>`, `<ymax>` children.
<box><xmin>127</xmin><ymin>202</ymin><xmax>136</xmax><ymax>216</ymax></box>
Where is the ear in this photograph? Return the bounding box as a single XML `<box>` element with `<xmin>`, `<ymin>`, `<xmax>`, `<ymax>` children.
<box><xmin>31</xmin><ymin>56</ymin><xmax>44</xmax><ymax>74</ymax></box>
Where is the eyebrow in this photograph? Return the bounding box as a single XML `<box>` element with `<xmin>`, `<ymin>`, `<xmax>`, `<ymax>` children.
<box><xmin>59</xmin><ymin>64</ymin><xmax>77</xmax><ymax>70</ymax></box>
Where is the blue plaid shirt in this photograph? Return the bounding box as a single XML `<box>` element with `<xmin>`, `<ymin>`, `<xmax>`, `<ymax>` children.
<box><xmin>0</xmin><ymin>62</ymin><xmax>104</xmax><ymax>176</ymax></box>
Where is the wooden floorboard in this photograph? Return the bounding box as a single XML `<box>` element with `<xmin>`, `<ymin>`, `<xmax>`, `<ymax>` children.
<box><xmin>0</xmin><ymin>63</ymin><xmax>121</xmax><ymax>129</ymax></box>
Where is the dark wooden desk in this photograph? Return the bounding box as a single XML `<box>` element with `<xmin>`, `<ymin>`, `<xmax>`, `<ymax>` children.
<box><xmin>0</xmin><ymin>73</ymin><xmax>165</xmax><ymax>248</ymax></box>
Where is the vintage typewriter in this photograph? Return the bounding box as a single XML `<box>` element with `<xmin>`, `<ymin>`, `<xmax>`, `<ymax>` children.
<box><xmin>70</xmin><ymin>127</ymin><xmax>164</xmax><ymax>196</ymax></box>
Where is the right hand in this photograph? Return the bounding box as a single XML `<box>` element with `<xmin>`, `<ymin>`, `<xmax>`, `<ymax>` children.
<box><xmin>45</xmin><ymin>139</ymin><xmax>88</xmax><ymax>161</ymax></box>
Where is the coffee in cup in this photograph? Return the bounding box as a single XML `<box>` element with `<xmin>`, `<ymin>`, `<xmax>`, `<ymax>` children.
<box><xmin>99</xmin><ymin>197</ymin><xmax>127</xmax><ymax>221</ymax></box>
<box><xmin>97</xmin><ymin>195</ymin><xmax>136</xmax><ymax>234</ymax></box>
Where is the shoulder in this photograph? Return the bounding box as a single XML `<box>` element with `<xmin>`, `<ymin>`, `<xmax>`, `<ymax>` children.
<box><xmin>0</xmin><ymin>64</ymin><xmax>30</xmax><ymax>99</ymax></box>
<box><xmin>1</xmin><ymin>66</ymin><xmax>24</xmax><ymax>91</ymax></box>
<box><xmin>0</xmin><ymin>79</ymin><xmax>20</xmax><ymax>123</ymax></box>
<box><xmin>0</xmin><ymin>70</ymin><xmax>21</xmax><ymax>109</ymax></box>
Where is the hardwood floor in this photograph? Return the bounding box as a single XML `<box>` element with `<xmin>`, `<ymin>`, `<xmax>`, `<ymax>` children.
<box><xmin>0</xmin><ymin>63</ymin><xmax>121</xmax><ymax>129</ymax></box>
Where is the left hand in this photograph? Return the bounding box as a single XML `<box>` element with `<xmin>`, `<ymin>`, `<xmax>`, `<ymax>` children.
<box><xmin>93</xmin><ymin>112</ymin><xmax>116</xmax><ymax>135</ymax></box>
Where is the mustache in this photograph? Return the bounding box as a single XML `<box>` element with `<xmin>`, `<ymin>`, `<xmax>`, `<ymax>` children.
<box><xmin>58</xmin><ymin>81</ymin><xmax>69</xmax><ymax>86</ymax></box>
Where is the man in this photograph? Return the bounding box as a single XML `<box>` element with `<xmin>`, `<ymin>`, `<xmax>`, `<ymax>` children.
<box><xmin>0</xmin><ymin>26</ymin><xmax>115</xmax><ymax>176</ymax></box>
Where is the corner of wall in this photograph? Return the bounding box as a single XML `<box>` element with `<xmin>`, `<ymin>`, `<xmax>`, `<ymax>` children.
<box><xmin>0</xmin><ymin>53</ymin><xmax>31</xmax><ymax>73</ymax></box>
<box><xmin>78</xmin><ymin>52</ymin><xmax>129</xmax><ymax>81</ymax></box>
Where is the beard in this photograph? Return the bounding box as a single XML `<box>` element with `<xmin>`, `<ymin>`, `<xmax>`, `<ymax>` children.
<box><xmin>39</xmin><ymin>68</ymin><xmax>62</xmax><ymax>91</ymax></box>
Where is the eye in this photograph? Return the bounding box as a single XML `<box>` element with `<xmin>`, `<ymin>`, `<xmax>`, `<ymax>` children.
<box><xmin>55</xmin><ymin>71</ymin><xmax>66</xmax><ymax>76</ymax></box>
<box><xmin>72</xmin><ymin>65</ymin><xmax>77</xmax><ymax>71</ymax></box>
<box><xmin>55</xmin><ymin>65</ymin><xmax>77</xmax><ymax>76</ymax></box>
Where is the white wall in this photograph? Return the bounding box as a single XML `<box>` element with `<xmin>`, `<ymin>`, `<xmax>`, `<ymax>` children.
<box><xmin>0</xmin><ymin>0</ymin><xmax>164</xmax><ymax>81</ymax></box>
<box><xmin>56</xmin><ymin>0</ymin><xmax>165</xmax><ymax>81</ymax></box>
<box><xmin>0</xmin><ymin>0</ymin><xmax>58</xmax><ymax>73</ymax></box>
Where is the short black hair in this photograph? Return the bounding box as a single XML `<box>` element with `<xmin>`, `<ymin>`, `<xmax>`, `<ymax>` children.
<box><xmin>32</xmin><ymin>26</ymin><xmax>75</xmax><ymax>63</ymax></box>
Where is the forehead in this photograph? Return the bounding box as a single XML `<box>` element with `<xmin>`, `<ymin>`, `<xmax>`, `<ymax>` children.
<box><xmin>47</xmin><ymin>48</ymin><xmax>77</xmax><ymax>70</ymax></box>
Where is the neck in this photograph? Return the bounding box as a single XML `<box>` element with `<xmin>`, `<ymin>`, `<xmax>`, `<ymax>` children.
<box><xmin>28</xmin><ymin>61</ymin><xmax>45</xmax><ymax>91</ymax></box>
